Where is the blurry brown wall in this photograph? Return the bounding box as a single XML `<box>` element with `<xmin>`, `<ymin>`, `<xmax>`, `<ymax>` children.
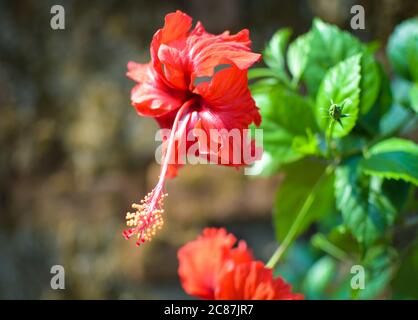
<box><xmin>0</xmin><ymin>0</ymin><xmax>417</xmax><ymax>299</ymax></box>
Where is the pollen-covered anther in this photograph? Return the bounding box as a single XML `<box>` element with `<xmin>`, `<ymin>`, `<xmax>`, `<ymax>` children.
<box><xmin>123</xmin><ymin>191</ymin><xmax>167</xmax><ymax>246</ymax></box>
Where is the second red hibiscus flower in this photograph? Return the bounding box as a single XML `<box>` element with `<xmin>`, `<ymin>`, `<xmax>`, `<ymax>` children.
<box><xmin>178</xmin><ymin>228</ymin><xmax>303</xmax><ymax>300</ymax></box>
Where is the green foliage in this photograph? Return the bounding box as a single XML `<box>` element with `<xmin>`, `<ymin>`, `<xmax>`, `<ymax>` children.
<box><xmin>302</xmin><ymin>19</ymin><xmax>380</xmax><ymax>114</ymax></box>
<box><xmin>263</xmin><ymin>28</ymin><xmax>292</xmax><ymax>82</ymax></box>
<box><xmin>361</xmin><ymin>138</ymin><xmax>418</xmax><ymax>185</ymax></box>
<box><xmin>360</xmin><ymin>64</ymin><xmax>392</xmax><ymax>135</ymax></box>
<box><xmin>392</xmin><ymin>241</ymin><xmax>418</xmax><ymax>298</ymax></box>
<box><xmin>409</xmin><ymin>83</ymin><xmax>418</xmax><ymax>113</ymax></box>
<box><xmin>251</xmin><ymin>80</ymin><xmax>319</xmax><ymax>174</ymax></box>
<box><xmin>387</xmin><ymin>17</ymin><xmax>418</xmax><ymax>80</ymax></box>
<box><xmin>387</xmin><ymin>17</ymin><xmax>418</xmax><ymax>115</ymax></box>
<box><xmin>335</xmin><ymin>158</ymin><xmax>397</xmax><ymax>247</ymax></box>
<box><xmin>287</xmin><ymin>32</ymin><xmax>311</xmax><ymax>85</ymax></box>
<box><xmin>254</xmin><ymin>17</ymin><xmax>418</xmax><ymax>299</ymax></box>
<box><xmin>323</xmin><ymin>226</ymin><xmax>360</xmax><ymax>257</ymax></box>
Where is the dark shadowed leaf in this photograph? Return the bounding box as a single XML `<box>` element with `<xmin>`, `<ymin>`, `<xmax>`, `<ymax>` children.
<box><xmin>274</xmin><ymin>159</ymin><xmax>335</xmax><ymax>241</ymax></box>
<box><xmin>392</xmin><ymin>243</ymin><xmax>418</xmax><ymax>299</ymax></box>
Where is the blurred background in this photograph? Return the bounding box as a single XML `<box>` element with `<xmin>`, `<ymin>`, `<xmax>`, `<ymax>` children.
<box><xmin>0</xmin><ymin>0</ymin><xmax>417</xmax><ymax>299</ymax></box>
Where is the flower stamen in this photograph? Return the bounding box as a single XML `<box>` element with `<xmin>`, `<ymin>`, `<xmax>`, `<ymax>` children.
<box><xmin>123</xmin><ymin>98</ymin><xmax>196</xmax><ymax>246</ymax></box>
<box><xmin>123</xmin><ymin>191</ymin><xmax>167</xmax><ymax>246</ymax></box>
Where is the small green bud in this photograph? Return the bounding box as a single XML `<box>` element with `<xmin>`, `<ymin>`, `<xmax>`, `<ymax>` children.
<box><xmin>328</xmin><ymin>99</ymin><xmax>350</xmax><ymax>128</ymax></box>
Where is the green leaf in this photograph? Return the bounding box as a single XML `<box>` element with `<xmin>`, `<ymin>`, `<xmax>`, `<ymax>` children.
<box><xmin>392</xmin><ymin>242</ymin><xmax>418</xmax><ymax>299</ymax></box>
<box><xmin>311</xmin><ymin>233</ymin><xmax>349</xmax><ymax>261</ymax></box>
<box><xmin>273</xmin><ymin>159</ymin><xmax>335</xmax><ymax>241</ymax></box>
<box><xmin>315</xmin><ymin>54</ymin><xmax>361</xmax><ymax>138</ymax></box>
<box><xmin>246</xmin><ymin>150</ymin><xmax>285</xmax><ymax>177</ymax></box>
<box><xmin>264</xmin><ymin>28</ymin><xmax>292</xmax><ymax>76</ymax></box>
<box><xmin>358</xmin><ymin>246</ymin><xmax>397</xmax><ymax>299</ymax></box>
<box><xmin>250</xmin><ymin>82</ymin><xmax>318</xmax><ymax>174</ymax></box>
<box><xmin>327</xmin><ymin>225</ymin><xmax>360</xmax><ymax>256</ymax></box>
<box><xmin>379</xmin><ymin>103</ymin><xmax>410</xmax><ymax>136</ymax></box>
<box><xmin>261</xmin><ymin>87</ymin><xmax>317</xmax><ymax>136</ymax></box>
<box><xmin>329</xmin><ymin>245</ymin><xmax>396</xmax><ymax>299</ymax></box>
<box><xmin>366</xmin><ymin>40</ymin><xmax>381</xmax><ymax>53</ymax></box>
<box><xmin>303</xmin><ymin>18</ymin><xmax>358</xmax><ymax>95</ymax></box>
<box><xmin>409</xmin><ymin>83</ymin><xmax>418</xmax><ymax>113</ymax></box>
<box><xmin>359</xmin><ymin>63</ymin><xmax>392</xmax><ymax>135</ymax></box>
<box><xmin>407</xmin><ymin>35</ymin><xmax>418</xmax><ymax>82</ymax></box>
<box><xmin>248</xmin><ymin>68</ymin><xmax>278</xmax><ymax>80</ymax></box>
<box><xmin>336</xmin><ymin>134</ymin><xmax>367</xmax><ymax>157</ymax></box>
<box><xmin>303</xmin><ymin>18</ymin><xmax>380</xmax><ymax>113</ymax></box>
<box><xmin>360</xmin><ymin>50</ymin><xmax>381</xmax><ymax>114</ymax></box>
<box><xmin>381</xmin><ymin>179</ymin><xmax>411</xmax><ymax>211</ymax></box>
<box><xmin>287</xmin><ymin>32</ymin><xmax>311</xmax><ymax>84</ymax></box>
<box><xmin>262</xmin><ymin>124</ymin><xmax>304</xmax><ymax>162</ymax></box>
<box><xmin>361</xmin><ymin>138</ymin><xmax>418</xmax><ymax>185</ymax></box>
<box><xmin>391</xmin><ymin>77</ymin><xmax>413</xmax><ymax>108</ymax></box>
<box><xmin>335</xmin><ymin>158</ymin><xmax>397</xmax><ymax>247</ymax></box>
<box><xmin>292</xmin><ymin>128</ymin><xmax>320</xmax><ymax>156</ymax></box>
<box><xmin>366</xmin><ymin>137</ymin><xmax>418</xmax><ymax>156</ymax></box>
<box><xmin>387</xmin><ymin>17</ymin><xmax>418</xmax><ymax>80</ymax></box>
<box><xmin>302</xmin><ymin>256</ymin><xmax>337</xmax><ymax>298</ymax></box>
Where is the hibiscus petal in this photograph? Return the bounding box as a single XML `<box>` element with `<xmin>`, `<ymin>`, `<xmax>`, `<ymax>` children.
<box><xmin>194</xmin><ymin>61</ymin><xmax>261</xmax><ymax>129</ymax></box>
<box><xmin>190</xmin><ymin>21</ymin><xmax>207</xmax><ymax>36</ymax></box>
<box><xmin>215</xmin><ymin>261</ymin><xmax>303</xmax><ymax>300</ymax></box>
<box><xmin>150</xmin><ymin>11</ymin><xmax>192</xmax><ymax>90</ymax></box>
<box><xmin>126</xmin><ymin>61</ymin><xmax>151</xmax><ymax>83</ymax></box>
<box><xmin>158</xmin><ymin>44</ymin><xmax>188</xmax><ymax>90</ymax></box>
<box><xmin>130</xmin><ymin>80</ymin><xmax>184</xmax><ymax>117</ymax></box>
<box><xmin>160</xmin><ymin>10</ymin><xmax>192</xmax><ymax>44</ymax></box>
<box><xmin>191</xmin><ymin>62</ymin><xmax>261</xmax><ymax>166</ymax></box>
<box><xmin>193</xmin><ymin>45</ymin><xmax>260</xmax><ymax>78</ymax></box>
<box><xmin>188</xmin><ymin>29</ymin><xmax>261</xmax><ymax>81</ymax></box>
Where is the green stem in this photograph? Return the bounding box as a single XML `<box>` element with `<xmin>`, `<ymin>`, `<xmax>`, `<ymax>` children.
<box><xmin>266</xmin><ymin>165</ymin><xmax>335</xmax><ymax>269</ymax></box>
<box><xmin>290</xmin><ymin>76</ymin><xmax>300</xmax><ymax>90</ymax></box>
<box><xmin>311</xmin><ymin>233</ymin><xmax>349</xmax><ymax>262</ymax></box>
<box><xmin>266</xmin><ymin>193</ymin><xmax>315</xmax><ymax>268</ymax></box>
<box><xmin>326</xmin><ymin>120</ymin><xmax>336</xmax><ymax>159</ymax></box>
<box><xmin>351</xmin><ymin>287</ymin><xmax>361</xmax><ymax>300</ymax></box>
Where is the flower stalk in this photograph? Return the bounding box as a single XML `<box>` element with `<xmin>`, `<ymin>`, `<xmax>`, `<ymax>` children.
<box><xmin>123</xmin><ymin>99</ymin><xmax>194</xmax><ymax>246</ymax></box>
<box><xmin>266</xmin><ymin>165</ymin><xmax>335</xmax><ymax>269</ymax></box>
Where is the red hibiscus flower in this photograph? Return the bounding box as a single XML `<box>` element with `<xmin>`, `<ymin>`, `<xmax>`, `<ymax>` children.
<box><xmin>177</xmin><ymin>228</ymin><xmax>253</xmax><ymax>299</ymax></box>
<box><xmin>177</xmin><ymin>228</ymin><xmax>303</xmax><ymax>300</ymax></box>
<box><xmin>215</xmin><ymin>261</ymin><xmax>304</xmax><ymax>300</ymax></box>
<box><xmin>124</xmin><ymin>11</ymin><xmax>261</xmax><ymax>246</ymax></box>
